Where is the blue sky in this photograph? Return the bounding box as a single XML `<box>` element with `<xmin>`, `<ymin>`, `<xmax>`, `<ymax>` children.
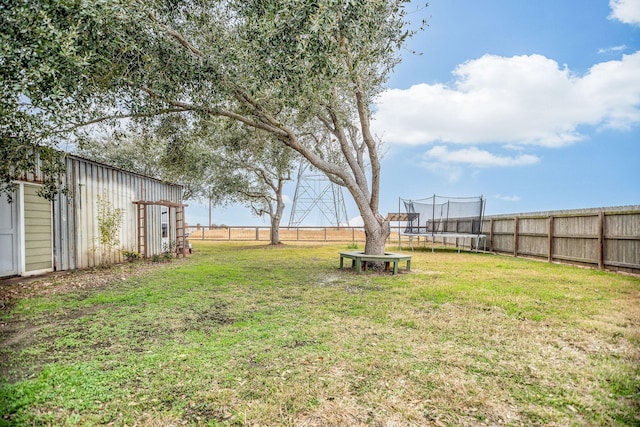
<box><xmin>187</xmin><ymin>0</ymin><xmax>640</xmax><ymax>227</ymax></box>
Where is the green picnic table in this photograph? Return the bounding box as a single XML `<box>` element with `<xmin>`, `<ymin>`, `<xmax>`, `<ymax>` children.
<box><xmin>339</xmin><ymin>251</ymin><xmax>412</xmax><ymax>274</ymax></box>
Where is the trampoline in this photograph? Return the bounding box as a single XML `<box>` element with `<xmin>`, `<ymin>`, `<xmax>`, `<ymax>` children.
<box><xmin>398</xmin><ymin>195</ymin><xmax>487</xmax><ymax>252</ymax></box>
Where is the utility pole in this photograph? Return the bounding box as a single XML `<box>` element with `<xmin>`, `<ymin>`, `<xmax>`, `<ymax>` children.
<box><xmin>208</xmin><ymin>196</ymin><xmax>212</xmax><ymax>228</ymax></box>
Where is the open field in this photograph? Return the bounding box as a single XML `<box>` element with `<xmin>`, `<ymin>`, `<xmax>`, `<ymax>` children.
<box><xmin>186</xmin><ymin>226</ymin><xmax>370</xmax><ymax>243</ymax></box>
<box><xmin>1</xmin><ymin>242</ymin><xmax>639</xmax><ymax>426</ymax></box>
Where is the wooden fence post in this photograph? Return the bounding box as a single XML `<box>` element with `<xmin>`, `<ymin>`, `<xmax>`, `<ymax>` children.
<box><xmin>514</xmin><ymin>217</ymin><xmax>519</xmax><ymax>257</ymax></box>
<box><xmin>598</xmin><ymin>211</ymin><xmax>605</xmax><ymax>270</ymax></box>
<box><xmin>489</xmin><ymin>218</ymin><xmax>494</xmax><ymax>253</ymax></box>
<box><xmin>548</xmin><ymin>216</ymin><xmax>554</xmax><ymax>263</ymax></box>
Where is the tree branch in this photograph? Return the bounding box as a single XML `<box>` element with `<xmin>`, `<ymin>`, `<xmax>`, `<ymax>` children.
<box><xmin>355</xmin><ymin>89</ymin><xmax>381</xmax><ymax>214</ymax></box>
<box><xmin>324</xmin><ymin>104</ymin><xmax>370</xmax><ymax>201</ymax></box>
<box><xmin>148</xmin><ymin>12</ymin><xmax>204</xmax><ymax>57</ymax></box>
<box><xmin>57</xmin><ymin>108</ymin><xmax>189</xmax><ymax>133</ymax></box>
<box><xmin>138</xmin><ymin>86</ymin><xmax>289</xmax><ymax>138</ymax></box>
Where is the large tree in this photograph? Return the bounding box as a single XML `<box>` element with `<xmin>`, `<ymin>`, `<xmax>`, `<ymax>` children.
<box><xmin>3</xmin><ymin>0</ymin><xmax>421</xmax><ymax>254</ymax></box>
<box><xmin>206</xmin><ymin>125</ymin><xmax>298</xmax><ymax>245</ymax></box>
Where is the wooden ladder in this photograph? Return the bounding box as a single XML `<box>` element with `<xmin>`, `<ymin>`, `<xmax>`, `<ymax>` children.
<box><xmin>136</xmin><ymin>202</ymin><xmax>147</xmax><ymax>258</ymax></box>
<box><xmin>176</xmin><ymin>205</ymin><xmax>186</xmax><ymax>258</ymax></box>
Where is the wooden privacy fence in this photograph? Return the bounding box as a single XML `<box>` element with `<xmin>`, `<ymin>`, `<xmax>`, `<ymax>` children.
<box><xmin>482</xmin><ymin>206</ymin><xmax>640</xmax><ymax>274</ymax></box>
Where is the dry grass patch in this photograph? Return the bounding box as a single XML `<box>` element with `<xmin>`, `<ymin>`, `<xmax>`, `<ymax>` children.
<box><xmin>189</xmin><ymin>226</ymin><xmax>367</xmax><ymax>242</ymax></box>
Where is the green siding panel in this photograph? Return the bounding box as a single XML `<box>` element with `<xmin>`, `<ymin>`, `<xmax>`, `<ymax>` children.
<box><xmin>24</xmin><ymin>205</ymin><xmax>51</xmax><ymax>213</ymax></box>
<box><xmin>24</xmin><ymin>208</ymin><xmax>51</xmax><ymax>217</ymax></box>
<box><xmin>23</xmin><ymin>225</ymin><xmax>51</xmax><ymax>234</ymax></box>
<box><xmin>26</xmin><ymin>260</ymin><xmax>53</xmax><ymax>272</ymax></box>
<box><xmin>24</xmin><ymin>243</ymin><xmax>53</xmax><ymax>253</ymax></box>
<box><xmin>23</xmin><ymin>184</ymin><xmax>52</xmax><ymax>273</ymax></box>
<box><xmin>25</xmin><ymin>212</ymin><xmax>51</xmax><ymax>220</ymax></box>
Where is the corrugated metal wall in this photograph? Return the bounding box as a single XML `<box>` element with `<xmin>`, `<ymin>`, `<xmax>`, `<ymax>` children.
<box><xmin>38</xmin><ymin>154</ymin><xmax>184</xmax><ymax>270</ymax></box>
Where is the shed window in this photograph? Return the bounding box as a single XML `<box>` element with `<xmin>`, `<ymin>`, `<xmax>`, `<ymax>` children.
<box><xmin>161</xmin><ymin>207</ymin><xmax>168</xmax><ymax>238</ymax></box>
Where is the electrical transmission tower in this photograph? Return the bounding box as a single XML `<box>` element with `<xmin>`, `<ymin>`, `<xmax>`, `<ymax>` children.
<box><xmin>288</xmin><ymin>161</ymin><xmax>349</xmax><ymax>227</ymax></box>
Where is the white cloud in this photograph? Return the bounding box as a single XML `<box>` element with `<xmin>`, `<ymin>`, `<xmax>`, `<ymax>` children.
<box><xmin>494</xmin><ymin>194</ymin><xmax>521</xmax><ymax>202</ymax></box>
<box><xmin>598</xmin><ymin>44</ymin><xmax>627</xmax><ymax>54</ymax></box>
<box><xmin>578</xmin><ymin>52</ymin><xmax>640</xmax><ymax>130</ymax></box>
<box><xmin>349</xmin><ymin>215</ymin><xmax>364</xmax><ymax>226</ymax></box>
<box><xmin>416</xmin><ymin>163</ymin><xmax>465</xmax><ymax>184</ymax></box>
<box><xmin>423</xmin><ymin>146</ymin><xmax>540</xmax><ymax>167</ymax></box>
<box><xmin>609</xmin><ymin>0</ymin><xmax>640</xmax><ymax>25</ymax></box>
<box><xmin>416</xmin><ymin>146</ymin><xmax>538</xmax><ymax>182</ymax></box>
<box><xmin>373</xmin><ymin>52</ymin><xmax>640</xmax><ymax>147</ymax></box>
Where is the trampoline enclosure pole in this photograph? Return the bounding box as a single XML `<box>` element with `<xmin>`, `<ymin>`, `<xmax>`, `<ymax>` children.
<box><xmin>398</xmin><ymin>197</ymin><xmax>401</xmax><ymax>249</ymax></box>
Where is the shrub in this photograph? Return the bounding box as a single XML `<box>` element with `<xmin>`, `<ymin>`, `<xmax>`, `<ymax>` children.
<box><xmin>162</xmin><ymin>241</ymin><xmax>176</xmax><ymax>261</ymax></box>
<box><xmin>121</xmin><ymin>250</ymin><xmax>141</xmax><ymax>262</ymax></box>
<box><xmin>96</xmin><ymin>196</ymin><xmax>124</xmax><ymax>266</ymax></box>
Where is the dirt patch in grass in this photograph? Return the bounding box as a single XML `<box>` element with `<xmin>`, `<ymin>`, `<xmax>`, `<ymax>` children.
<box><xmin>0</xmin><ymin>261</ymin><xmax>184</xmax><ymax>304</ymax></box>
<box><xmin>0</xmin><ymin>261</ymin><xmax>188</xmax><ymax>380</ymax></box>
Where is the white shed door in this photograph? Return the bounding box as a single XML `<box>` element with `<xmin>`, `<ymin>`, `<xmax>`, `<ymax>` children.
<box><xmin>0</xmin><ymin>191</ymin><xmax>20</xmax><ymax>277</ymax></box>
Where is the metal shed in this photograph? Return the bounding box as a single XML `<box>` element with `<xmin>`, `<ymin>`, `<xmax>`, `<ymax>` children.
<box><xmin>0</xmin><ymin>153</ymin><xmax>186</xmax><ymax>278</ymax></box>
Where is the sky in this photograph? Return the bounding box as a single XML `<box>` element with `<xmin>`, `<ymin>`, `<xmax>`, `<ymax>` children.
<box><xmin>186</xmin><ymin>0</ymin><xmax>640</xmax><ymax>227</ymax></box>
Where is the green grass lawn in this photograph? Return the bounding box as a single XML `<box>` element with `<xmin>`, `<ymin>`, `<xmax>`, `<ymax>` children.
<box><xmin>1</xmin><ymin>242</ymin><xmax>639</xmax><ymax>426</ymax></box>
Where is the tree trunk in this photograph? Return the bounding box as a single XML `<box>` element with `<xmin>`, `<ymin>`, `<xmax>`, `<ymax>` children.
<box><xmin>269</xmin><ymin>178</ymin><xmax>286</xmax><ymax>245</ymax></box>
<box><xmin>362</xmin><ymin>216</ymin><xmax>390</xmax><ymax>255</ymax></box>
<box><xmin>270</xmin><ymin>217</ymin><xmax>280</xmax><ymax>245</ymax></box>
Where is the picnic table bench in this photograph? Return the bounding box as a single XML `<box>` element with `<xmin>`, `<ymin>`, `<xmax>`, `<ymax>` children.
<box><xmin>339</xmin><ymin>251</ymin><xmax>412</xmax><ymax>275</ymax></box>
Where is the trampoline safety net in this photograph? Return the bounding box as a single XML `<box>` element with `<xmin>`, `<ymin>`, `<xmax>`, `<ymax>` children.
<box><xmin>399</xmin><ymin>195</ymin><xmax>485</xmax><ymax>236</ymax></box>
